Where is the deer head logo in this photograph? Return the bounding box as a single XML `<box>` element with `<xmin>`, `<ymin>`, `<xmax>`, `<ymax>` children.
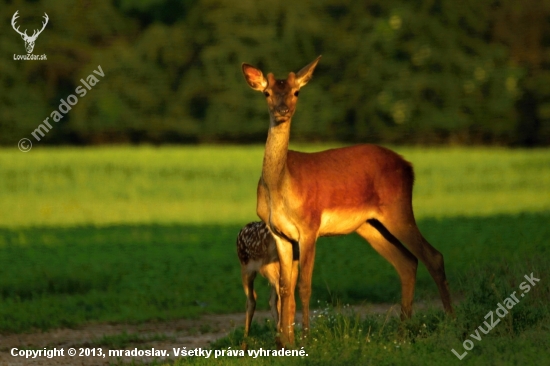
<box><xmin>11</xmin><ymin>10</ymin><xmax>49</xmax><ymax>54</ymax></box>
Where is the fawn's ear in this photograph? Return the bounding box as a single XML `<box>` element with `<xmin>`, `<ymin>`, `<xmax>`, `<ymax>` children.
<box><xmin>296</xmin><ymin>55</ymin><xmax>321</xmax><ymax>88</ymax></box>
<box><xmin>242</xmin><ymin>63</ymin><xmax>268</xmax><ymax>91</ymax></box>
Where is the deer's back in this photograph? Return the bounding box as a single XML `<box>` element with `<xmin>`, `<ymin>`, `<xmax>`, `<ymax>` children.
<box><xmin>285</xmin><ymin>144</ymin><xmax>414</xmax><ymax>211</ymax></box>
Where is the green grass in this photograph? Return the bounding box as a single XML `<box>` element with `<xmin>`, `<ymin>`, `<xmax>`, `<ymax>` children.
<box><xmin>0</xmin><ymin>145</ymin><xmax>549</xmax><ymax>227</ymax></box>
<box><xmin>0</xmin><ymin>212</ymin><xmax>547</xmax><ymax>333</ymax></box>
<box><xmin>0</xmin><ymin>145</ymin><xmax>548</xmax><ymax>364</ymax></box>
<box><xmin>0</xmin><ymin>224</ymin><xmax>243</xmax><ymax>332</ymax></box>
<box><xmin>172</xmin><ymin>257</ymin><xmax>550</xmax><ymax>366</ymax></box>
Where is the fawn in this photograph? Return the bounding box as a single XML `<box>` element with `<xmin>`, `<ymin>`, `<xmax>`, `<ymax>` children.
<box><xmin>237</xmin><ymin>221</ymin><xmax>281</xmax><ymax>338</ymax></box>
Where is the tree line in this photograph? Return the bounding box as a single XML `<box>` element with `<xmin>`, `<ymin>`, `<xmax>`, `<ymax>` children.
<box><xmin>1</xmin><ymin>0</ymin><xmax>549</xmax><ymax>146</ymax></box>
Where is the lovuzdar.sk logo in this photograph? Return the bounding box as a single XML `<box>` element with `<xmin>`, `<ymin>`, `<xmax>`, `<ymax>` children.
<box><xmin>11</xmin><ymin>10</ymin><xmax>48</xmax><ymax>61</ymax></box>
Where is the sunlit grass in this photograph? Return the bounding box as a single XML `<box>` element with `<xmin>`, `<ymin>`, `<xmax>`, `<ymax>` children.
<box><xmin>0</xmin><ymin>145</ymin><xmax>549</xmax><ymax>227</ymax></box>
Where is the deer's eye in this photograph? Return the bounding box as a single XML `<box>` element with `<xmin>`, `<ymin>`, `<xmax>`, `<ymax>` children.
<box><xmin>263</xmin><ymin>91</ymin><xmax>270</xmax><ymax>97</ymax></box>
<box><xmin>294</xmin><ymin>91</ymin><xmax>300</xmax><ymax>97</ymax></box>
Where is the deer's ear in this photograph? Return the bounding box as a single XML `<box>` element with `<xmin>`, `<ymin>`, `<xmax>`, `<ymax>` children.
<box><xmin>296</xmin><ymin>55</ymin><xmax>321</xmax><ymax>88</ymax></box>
<box><xmin>242</xmin><ymin>63</ymin><xmax>268</xmax><ymax>91</ymax></box>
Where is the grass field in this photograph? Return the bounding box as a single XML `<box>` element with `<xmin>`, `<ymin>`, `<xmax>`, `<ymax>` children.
<box><xmin>180</xmin><ymin>255</ymin><xmax>550</xmax><ymax>365</ymax></box>
<box><xmin>0</xmin><ymin>212</ymin><xmax>548</xmax><ymax>334</ymax></box>
<box><xmin>0</xmin><ymin>145</ymin><xmax>549</xmax><ymax>364</ymax></box>
<box><xmin>0</xmin><ymin>145</ymin><xmax>549</xmax><ymax>227</ymax></box>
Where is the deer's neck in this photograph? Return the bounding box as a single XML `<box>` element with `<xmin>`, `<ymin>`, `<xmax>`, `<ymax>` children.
<box><xmin>262</xmin><ymin>119</ymin><xmax>291</xmax><ymax>191</ymax></box>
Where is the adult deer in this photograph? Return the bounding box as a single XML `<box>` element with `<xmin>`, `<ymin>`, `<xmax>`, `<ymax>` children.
<box><xmin>236</xmin><ymin>221</ymin><xmax>280</xmax><ymax>342</ymax></box>
<box><xmin>241</xmin><ymin>56</ymin><xmax>454</xmax><ymax>347</ymax></box>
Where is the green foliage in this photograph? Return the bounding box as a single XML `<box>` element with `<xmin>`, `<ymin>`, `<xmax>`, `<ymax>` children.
<box><xmin>1</xmin><ymin>0</ymin><xmax>549</xmax><ymax>145</ymax></box>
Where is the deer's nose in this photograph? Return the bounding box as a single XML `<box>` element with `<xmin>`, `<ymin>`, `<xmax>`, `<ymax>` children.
<box><xmin>277</xmin><ymin>104</ymin><xmax>289</xmax><ymax>114</ymax></box>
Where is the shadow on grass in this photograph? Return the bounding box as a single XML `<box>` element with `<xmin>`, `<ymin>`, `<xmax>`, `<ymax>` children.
<box><xmin>0</xmin><ymin>211</ymin><xmax>548</xmax><ymax>334</ymax></box>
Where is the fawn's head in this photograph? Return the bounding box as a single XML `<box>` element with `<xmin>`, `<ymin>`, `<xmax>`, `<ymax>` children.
<box><xmin>242</xmin><ymin>56</ymin><xmax>321</xmax><ymax>125</ymax></box>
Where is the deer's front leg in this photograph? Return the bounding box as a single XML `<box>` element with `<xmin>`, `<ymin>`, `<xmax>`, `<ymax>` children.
<box><xmin>298</xmin><ymin>235</ymin><xmax>316</xmax><ymax>339</ymax></box>
<box><xmin>273</xmin><ymin>235</ymin><xmax>298</xmax><ymax>347</ymax></box>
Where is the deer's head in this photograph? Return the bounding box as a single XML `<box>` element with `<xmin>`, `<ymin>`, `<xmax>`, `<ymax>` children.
<box><xmin>242</xmin><ymin>56</ymin><xmax>321</xmax><ymax>126</ymax></box>
<box><xmin>11</xmin><ymin>11</ymin><xmax>49</xmax><ymax>54</ymax></box>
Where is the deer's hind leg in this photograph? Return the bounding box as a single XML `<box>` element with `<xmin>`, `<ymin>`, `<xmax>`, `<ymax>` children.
<box><xmin>376</xmin><ymin>203</ymin><xmax>454</xmax><ymax>316</ymax></box>
<box><xmin>356</xmin><ymin>221</ymin><xmax>418</xmax><ymax>319</ymax></box>
<box><xmin>383</xmin><ymin>221</ymin><xmax>453</xmax><ymax>315</ymax></box>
